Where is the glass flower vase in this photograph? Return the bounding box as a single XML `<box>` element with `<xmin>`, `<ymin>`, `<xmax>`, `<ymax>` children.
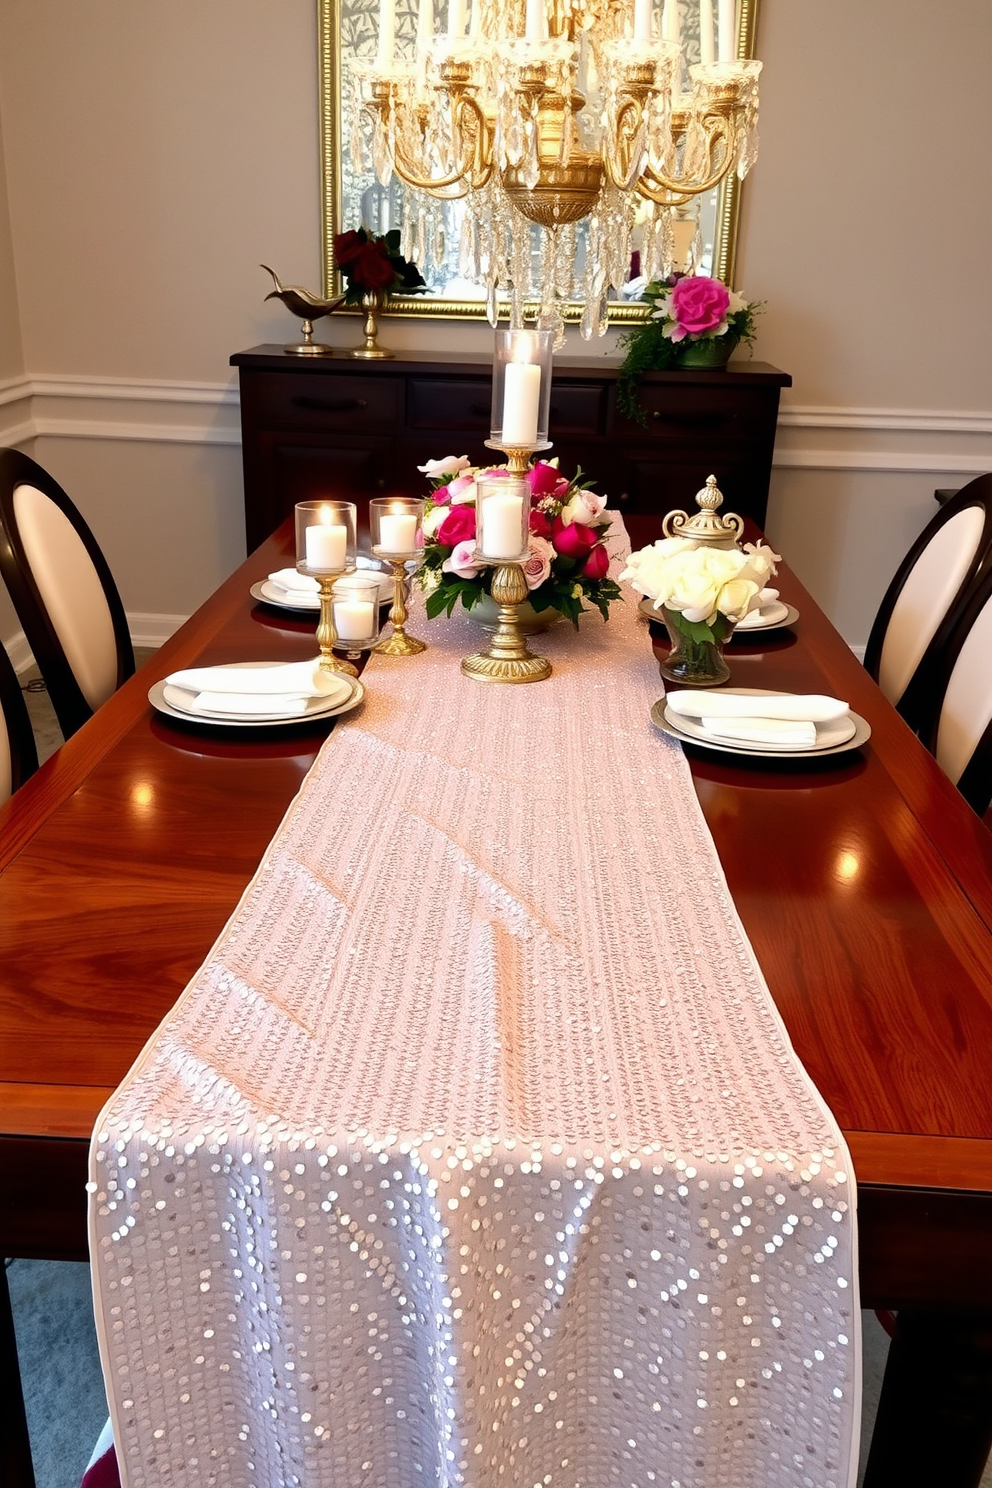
<box><xmin>659</xmin><ymin>607</ymin><xmax>732</xmax><ymax>686</ymax></box>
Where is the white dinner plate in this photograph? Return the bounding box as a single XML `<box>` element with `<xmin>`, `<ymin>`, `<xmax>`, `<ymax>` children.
<box><xmin>252</xmin><ymin>579</ymin><xmax>319</xmax><ymax>612</ymax></box>
<box><xmin>149</xmin><ymin>668</ymin><xmax>365</xmax><ymax>727</ymax></box>
<box><xmin>650</xmin><ymin>688</ymin><xmax>871</xmax><ymax>760</ymax></box>
<box><xmin>637</xmin><ymin>597</ymin><xmax>800</xmax><ymax>633</ymax></box>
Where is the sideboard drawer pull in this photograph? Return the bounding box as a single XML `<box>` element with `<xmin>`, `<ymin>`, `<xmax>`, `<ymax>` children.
<box><xmin>293</xmin><ymin>395</ymin><xmax>368</xmax><ymax>413</ymax></box>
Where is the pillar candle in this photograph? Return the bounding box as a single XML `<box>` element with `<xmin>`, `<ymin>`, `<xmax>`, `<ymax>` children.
<box><xmin>379</xmin><ymin>512</ymin><xmax>418</xmax><ymax>553</ymax></box>
<box><xmin>334</xmin><ymin>598</ymin><xmax>376</xmax><ymax>641</ymax></box>
<box><xmin>501</xmin><ymin>362</ymin><xmax>541</xmax><ymax>444</ymax></box>
<box><xmin>634</xmin><ymin>0</ymin><xmax>652</xmax><ymax>43</ymax></box>
<box><xmin>718</xmin><ymin>0</ymin><xmax>734</xmax><ymax>62</ymax></box>
<box><xmin>481</xmin><ymin>493</ymin><xmax>525</xmax><ymax>559</ymax></box>
<box><xmin>525</xmin><ymin>0</ymin><xmax>544</xmax><ymax>43</ymax></box>
<box><xmin>376</xmin><ymin>0</ymin><xmax>395</xmax><ymax>69</ymax></box>
<box><xmin>306</xmin><ymin>523</ymin><xmax>347</xmax><ymax>571</ymax></box>
<box><xmin>699</xmin><ymin>0</ymin><xmax>715</xmax><ymax>63</ymax></box>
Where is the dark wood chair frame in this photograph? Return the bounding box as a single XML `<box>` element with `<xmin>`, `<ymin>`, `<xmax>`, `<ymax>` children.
<box><xmin>0</xmin><ymin>639</ymin><xmax>37</xmax><ymax>796</ymax></box>
<box><xmin>0</xmin><ymin>449</ymin><xmax>134</xmax><ymax>741</ymax></box>
<box><xmin>918</xmin><ymin>561</ymin><xmax>992</xmax><ymax>820</ymax></box>
<box><xmin>864</xmin><ymin>472</ymin><xmax>992</xmax><ymax>733</ymax></box>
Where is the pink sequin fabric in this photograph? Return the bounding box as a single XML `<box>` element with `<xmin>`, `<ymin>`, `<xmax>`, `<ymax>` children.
<box><xmin>90</xmin><ymin>541</ymin><xmax>859</xmax><ymax>1488</ymax></box>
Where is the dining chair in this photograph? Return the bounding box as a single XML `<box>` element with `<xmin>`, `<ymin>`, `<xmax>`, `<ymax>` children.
<box><xmin>918</xmin><ymin>563</ymin><xmax>992</xmax><ymax>819</ymax></box>
<box><xmin>0</xmin><ymin>449</ymin><xmax>134</xmax><ymax>741</ymax></box>
<box><xmin>863</xmin><ymin>472</ymin><xmax>992</xmax><ymax>729</ymax></box>
<box><xmin>0</xmin><ymin>635</ymin><xmax>37</xmax><ymax>805</ymax></box>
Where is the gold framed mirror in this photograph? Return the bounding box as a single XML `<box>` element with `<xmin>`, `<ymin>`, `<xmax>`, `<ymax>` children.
<box><xmin>318</xmin><ymin>0</ymin><xmax>759</xmax><ymax>322</ymax></box>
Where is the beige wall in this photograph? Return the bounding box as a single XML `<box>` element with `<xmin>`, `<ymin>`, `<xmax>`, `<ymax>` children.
<box><xmin>0</xmin><ymin>0</ymin><xmax>989</xmax><ymax>654</ymax></box>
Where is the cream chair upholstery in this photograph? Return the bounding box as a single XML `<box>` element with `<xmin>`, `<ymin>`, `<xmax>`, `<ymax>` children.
<box><xmin>922</xmin><ymin>570</ymin><xmax>992</xmax><ymax>818</ymax></box>
<box><xmin>0</xmin><ymin>449</ymin><xmax>134</xmax><ymax>740</ymax></box>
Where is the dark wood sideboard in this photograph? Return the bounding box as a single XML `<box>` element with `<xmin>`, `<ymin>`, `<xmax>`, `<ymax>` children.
<box><xmin>231</xmin><ymin>347</ymin><xmax>791</xmax><ymax>553</ymax></box>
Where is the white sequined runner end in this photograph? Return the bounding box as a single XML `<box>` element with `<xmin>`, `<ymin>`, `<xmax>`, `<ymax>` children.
<box><xmin>90</xmin><ymin>540</ymin><xmax>859</xmax><ymax>1488</ymax></box>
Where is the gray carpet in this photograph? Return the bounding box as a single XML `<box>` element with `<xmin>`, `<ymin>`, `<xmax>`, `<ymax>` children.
<box><xmin>8</xmin><ymin>664</ymin><xmax>991</xmax><ymax>1486</ymax></box>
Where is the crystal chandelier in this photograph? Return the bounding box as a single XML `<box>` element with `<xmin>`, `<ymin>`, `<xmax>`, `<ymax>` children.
<box><xmin>349</xmin><ymin>0</ymin><xmax>760</xmax><ymax>340</ymax></box>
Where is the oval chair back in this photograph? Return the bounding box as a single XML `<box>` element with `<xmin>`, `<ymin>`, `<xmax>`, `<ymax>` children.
<box><xmin>0</xmin><ymin>449</ymin><xmax>134</xmax><ymax>740</ymax></box>
<box><xmin>919</xmin><ymin>565</ymin><xmax>992</xmax><ymax>819</ymax></box>
<box><xmin>864</xmin><ymin>473</ymin><xmax>992</xmax><ymax>730</ymax></box>
<box><xmin>0</xmin><ymin>636</ymin><xmax>38</xmax><ymax>805</ymax></box>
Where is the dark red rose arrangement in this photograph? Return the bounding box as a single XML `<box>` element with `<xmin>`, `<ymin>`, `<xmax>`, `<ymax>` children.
<box><xmin>333</xmin><ymin>227</ymin><xmax>427</xmax><ymax>304</ymax></box>
<box><xmin>416</xmin><ymin>456</ymin><xmax>622</xmax><ymax>627</ymax></box>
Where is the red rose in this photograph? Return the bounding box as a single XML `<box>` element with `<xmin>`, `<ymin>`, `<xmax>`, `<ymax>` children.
<box><xmin>351</xmin><ymin>240</ymin><xmax>399</xmax><ymax>292</ymax></box>
<box><xmin>437</xmin><ymin>504</ymin><xmax>477</xmax><ymax>547</ymax></box>
<box><xmin>526</xmin><ymin>461</ymin><xmax>568</xmax><ymax>499</ymax></box>
<box><xmin>529</xmin><ymin>508</ymin><xmax>553</xmax><ymax>539</ymax></box>
<box><xmin>582</xmin><ymin>542</ymin><xmax>609</xmax><ymax>580</ymax></box>
<box><xmin>333</xmin><ymin>230</ymin><xmax>365</xmax><ymax>269</ymax></box>
<box><xmin>552</xmin><ymin>515</ymin><xmax>596</xmax><ymax>559</ymax></box>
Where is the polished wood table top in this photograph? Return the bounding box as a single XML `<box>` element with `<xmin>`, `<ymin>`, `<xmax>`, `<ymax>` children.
<box><xmin>3</xmin><ymin>522</ymin><xmax>992</xmax><ymax>1313</ymax></box>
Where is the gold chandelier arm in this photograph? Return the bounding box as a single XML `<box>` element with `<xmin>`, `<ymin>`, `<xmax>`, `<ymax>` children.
<box><xmin>637</xmin><ymin>112</ymin><xmax>741</xmax><ymax>200</ymax></box>
<box><xmin>371</xmin><ymin>91</ymin><xmax>494</xmax><ymax>196</ymax></box>
<box><xmin>603</xmin><ymin>96</ymin><xmax>650</xmax><ymax>192</ymax></box>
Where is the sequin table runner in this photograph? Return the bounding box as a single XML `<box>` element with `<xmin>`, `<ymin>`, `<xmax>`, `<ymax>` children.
<box><xmin>90</xmin><ymin>555</ymin><xmax>859</xmax><ymax>1488</ymax></box>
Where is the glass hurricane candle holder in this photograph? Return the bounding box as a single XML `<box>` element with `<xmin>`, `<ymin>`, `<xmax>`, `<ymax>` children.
<box><xmin>370</xmin><ymin>496</ymin><xmax>427</xmax><ymax>656</ymax></box>
<box><xmin>332</xmin><ymin>573</ymin><xmax>383</xmax><ymax>658</ymax></box>
<box><xmin>490</xmin><ymin>329</ymin><xmax>553</xmax><ymax>452</ymax></box>
<box><xmin>294</xmin><ymin>500</ymin><xmax>359</xmax><ymax>676</ymax></box>
<box><xmin>476</xmin><ymin>476</ymin><xmax>530</xmax><ymax>563</ymax></box>
<box><xmin>462</xmin><ymin>475</ymin><xmax>551</xmax><ymax>684</ymax></box>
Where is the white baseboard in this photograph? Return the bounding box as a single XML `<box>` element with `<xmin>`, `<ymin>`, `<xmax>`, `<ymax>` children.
<box><xmin>6</xmin><ymin>612</ymin><xmax>187</xmax><ymax>674</ymax></box>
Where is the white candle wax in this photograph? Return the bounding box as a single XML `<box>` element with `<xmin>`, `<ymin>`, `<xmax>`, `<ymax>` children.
<box><xmin>501</xmin><ymin>362</ymin><xmax>541</xmax><ymax>445</ymax></box>
<box><xmin>699</xmin><ymin>0</ymin><xmax>715</xmax><ymax>63</ymax></box>
<box><xmin>334</xmin><ymin>598</ymin><xmax>376</xmax><ymax>641</ymax></box>
<box><xmin>417</xmin><ymin>0</ymin><xmax>433</xmax><ymax>47</ymax></box>
<box><xmin>633</xmin><ymin>0</ymin><xmax>652</xmax><ymax>44</ymax></box>
<box><xmin>525</xmin><ymin>0</ymin><xmax>544</xmax><ymax>43</ymax></box>
<box><xmin>376</xmin><ymin>0</ymin><xmax>395</xmax><ymax>68</ymax></box>
<box><xmin>305</xmin><ymin>523</ymin><xmax>347</xmax><ymax>571</ymax></box>
<box><xmin>481</xmin><ymin>493</ymin><xmax>525</xmax><ymax>559</ymax></box>
<box><xmin>447</xmin><ymin>0</ymin><xmax>466</xmax><ymax>40</ymax></box>
<box><xmin>379</xmin><ymin>512</ymin><xmax>418</xmax><ymax>553</ymax></box>
<box><xmin>718</xmin><ymin>0</ymin><xmax>734</xmax><ymax>62</ymax></box>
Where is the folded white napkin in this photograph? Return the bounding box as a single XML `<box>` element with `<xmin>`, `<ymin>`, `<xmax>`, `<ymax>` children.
<box><xmin>187</xmin><ymin>691</ymin><xmax>314</xmax><ymax>717</ymax></box>
<box><xmin>697</xmin><ymin>716</ymin><xmax>817</xmax><ymax>747</ymax></box>
<box><xmin>667</xmin><ymin>690</ymin><xmax>848</xmax><ymax>723</ymax></box>
<box><xmin>166</xmin><ymin>659</ymin><xmax>344</xmax><ymax>699</ymax></box>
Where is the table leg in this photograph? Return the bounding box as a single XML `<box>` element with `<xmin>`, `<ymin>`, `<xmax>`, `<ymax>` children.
<box><xmin>1</xmin><ymin>1262</ymin><xmax>36</xmax><ymax>1488</ymax></box>
<box><xmin>863</xmin><ymin>1307</ymin><xmax>992</xmax><ymax>1487</ymax></box>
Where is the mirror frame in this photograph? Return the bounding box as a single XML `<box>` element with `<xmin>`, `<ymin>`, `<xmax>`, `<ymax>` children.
<box><xmin>318</xmin><ymin>0</ymin><xmax>759</xmax><ymax>320</ymax></box>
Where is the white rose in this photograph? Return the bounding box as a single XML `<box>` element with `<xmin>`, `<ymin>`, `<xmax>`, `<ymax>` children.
<box><xmin>561</xmin><ymin>488</ymin><xmax>609</xmax><ymax>527</ymax></box>
<box><xmin>417</xmin><ymin>455</ymin><xmax>471</xmax><ymax>477</ymax></box>
<box><xmin>422</xmin><ymin>505</ymin><xmax>451</xmax><ymax>539</ymax></box>
<box><xmin>716</xmin><ymin>577</ymin><xmax>760</xmax><ymax>620</ymax></box>
<box><xmin>726</xmin><ymin>290</ymin><xmax>747</xmax><ymax>314</ymax></box>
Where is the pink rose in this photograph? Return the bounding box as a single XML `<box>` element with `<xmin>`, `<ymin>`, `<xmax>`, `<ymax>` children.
<box><xmin>437</xmin><ymin>504</ymin><xmax>477</xmax><ymax>547</ymax></box>
<box><xmin>552</xmin><ymin>515</ymin><xmax>596</xmax><ymax>559</ymax></box>
<box><xmin>582</xmin><ymin>542</ymin><xmax>610</xmax><ymax>580</ymax></box>
<box><xmin>526</xmin><ymin>461</ymin><xmax>569</xmax><ymax>499</ymax></box>
<box><xmin>670</xmin><ymin>276</ymin><xmax>730</xmax><ymax>339</ymax></box>
<box><xmin>443</xmin><ymin>538</ymin><xmax>483</xmax><ymax>579</ymax></box>
<box><xmin>446</xmin><ymin>474</ymin><xmax>477</xmax><ymax>502</ymax></box>
<box><xmin>521</xmin><ymin>535</ymin><xmax>555</xmax><ymax>590</ymax></box>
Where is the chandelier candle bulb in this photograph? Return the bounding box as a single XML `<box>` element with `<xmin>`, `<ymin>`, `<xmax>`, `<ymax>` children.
<box><xmin>699</xmin><ymin>0</ymin><xmax>715</xmax><ymax>63</ymax></box>
<box><xmin>501</xmin><ymin>363</ymin><xmax>541</xmax><ymax>445</ymax></box>
<box><xmin>379</xmin><ymin>512</ymin><xmax>418</xmax><ymax>553</ymax></box>
<box><xmin>306</xmin><ymin>522</ymin><xmax>347</xmax><ymax>571</ymax></box>
<box><xmin>525</xmin><ymin>0</ymin><xmax>545</xmax><ymax>44</ymax></box>
<box><xmin>633</xmin><ymin>0</ymin><xmax>652</xmax><ymax>44</ymax></box>
<box><xmin>718</xmin><ymin>0</ymin><xmax>734</xmax><ymax>61</ymax></box>
<box><xmin>447</xmin><ymin>0</ymin><xmax>465</xmax><ymax>40</ymax></box>
<box><xmin>375</xmin><ymin>0</ymin><xmax>395</xmax><ymax>69</ymax></box>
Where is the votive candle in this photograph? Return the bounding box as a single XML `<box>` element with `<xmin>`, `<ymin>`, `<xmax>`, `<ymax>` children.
<box><xmin>379</xmin><ymin>512</ymin><xmax>418</xmax><ymax>553</ymax></box>
<box><xmin>334</xmin><ymin>597</ymin><xmax>376</xmax><ymax>641</ymax></box>
<box><xmin>481</xmin><ymin>493</ymin><xmax>525</xmax><ymax>559</ymax></box>
<box><xmin>306</xmin><ymin>522</ymin><xmax>347</xmax><ymax>571</ymax></box>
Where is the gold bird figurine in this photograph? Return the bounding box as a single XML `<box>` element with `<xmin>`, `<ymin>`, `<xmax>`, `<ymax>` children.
<box><xmin>261</xmin><ymin>264</ymin><xmax>346</xmax><ymax>356</ymax></box>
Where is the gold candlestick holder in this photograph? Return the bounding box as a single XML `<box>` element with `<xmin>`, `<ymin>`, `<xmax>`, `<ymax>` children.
<box><xmin>315</xmin><ymin>573</ymin><xmax>360</xmax><ymax>677</ymax></box>
<box><xmin>461</xmin><ymin>450</ymin><xmax>553</xmax><ymax>684</ymax></box>
<box><xmin>373</xmin><ymin>559</ymin><xmax>426</xmax><ymax>656</ymax></box>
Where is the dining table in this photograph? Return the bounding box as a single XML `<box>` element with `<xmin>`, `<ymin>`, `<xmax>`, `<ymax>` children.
<box><xmin>3</xmin><ymin>515</ymin><xmax>992</xmax><ymax>1488</ymax></box>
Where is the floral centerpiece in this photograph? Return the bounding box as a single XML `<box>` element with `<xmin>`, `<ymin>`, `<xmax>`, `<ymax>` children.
<box><xmin>621</xmin><ymin>535</ymin><xmax>779</xmax><ymax>685</ymax></box>
<box><xmin>617</xmin><ymin>273</ymin><xmax>759</xmax><ymax>425</ymax></box>
<box><xmin>417</xmin><ymin>456</ymin><xmax>622</xmax><ymax>628</ymax></box>
<box><xmin>333</xmin><ymin>227</ymin><xmax>427</xmax><ymax>302</ymax></box>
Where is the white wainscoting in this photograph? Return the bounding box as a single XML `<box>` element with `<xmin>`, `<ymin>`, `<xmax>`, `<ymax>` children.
<box><xmin>0</xmin><ymin>373</ymin><xmax>990</xmax><ymax>658</ymax></box>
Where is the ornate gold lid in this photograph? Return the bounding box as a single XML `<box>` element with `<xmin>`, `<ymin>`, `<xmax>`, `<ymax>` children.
<box><xmin>661</xmin><ymin>475</ymin><xmax>744</xmax><ymax>549</ymax></box>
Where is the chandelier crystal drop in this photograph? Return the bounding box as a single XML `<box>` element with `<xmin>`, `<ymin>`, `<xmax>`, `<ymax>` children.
<box><xmin>349</xmin><ymin>0</ymin><xmax>760</xmax><ymax>342</ymax></box>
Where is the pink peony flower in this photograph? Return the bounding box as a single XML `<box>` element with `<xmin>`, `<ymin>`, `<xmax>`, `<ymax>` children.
<box><xmin>521</xmin><ymin>535</ymin><xmax>555</xmax><ymax>590</ymax></box>
<box><xmin>442</xmin><ymin>538</ymin><xmax>483</xmax><ymax>579</ymax></box>
<box><xmin>582</xmin><ymin>542</ymin><xmax>610</xmax><ymax>580</ymax></box>
<box><xmin>436</xmin><ymin>504</ymin><xmax>477</xmax><ymax>547</ymax></box>
<box><xmin>670</xmin><ymin>276</ymin><xmax>730</xmax><ymax>340</ymax></box>
<box><xmin>552</xmin><ymin>515</ymin><xmax>596</xmax><ymax>559</ymax></box>
<box><xmin>526</xmin><ymin>461</ymin><xmax>569</xmax><ymax>499</ymax></box>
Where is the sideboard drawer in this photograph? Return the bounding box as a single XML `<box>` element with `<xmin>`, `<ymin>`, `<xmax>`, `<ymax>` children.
<box><xmin>614</xmin><ymin>383</ymin><xmax>771</xmax><ymax>445</ymax></box>
<box><xmin>406</xmin><ymin>378</ymin><xmax>491</xmax><ymax>431</ymax></box>
<box><xmin>252</xmin><ymin>372</ymin><xmax>400</xmax><ymax>430</ymax></box>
